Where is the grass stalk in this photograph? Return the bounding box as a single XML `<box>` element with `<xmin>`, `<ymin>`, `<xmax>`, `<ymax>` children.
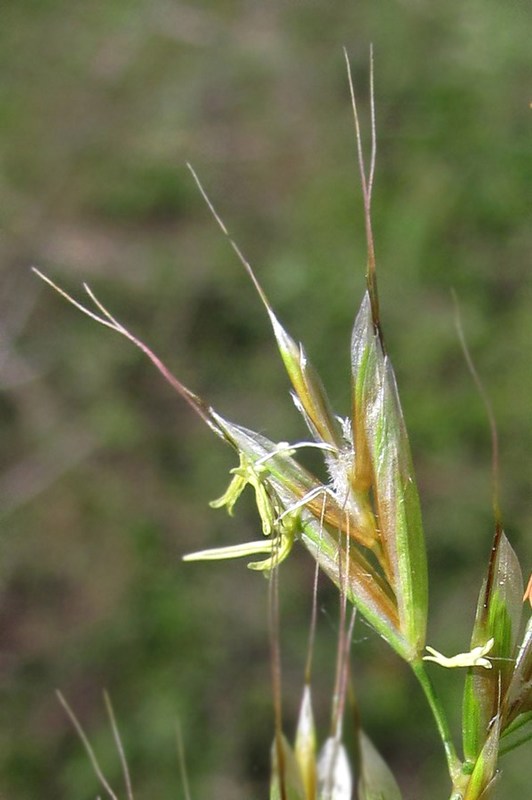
<box><xmin>411</xmin><ymin>660</ymin><xmax>462</xmax><ymax>785</ymax></box>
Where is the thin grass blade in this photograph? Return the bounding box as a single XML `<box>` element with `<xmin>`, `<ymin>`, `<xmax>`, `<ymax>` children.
<box><xmin>499</xmin><ymin>710</ymin><xmax>532</xmax><ymax>755</ymax></box>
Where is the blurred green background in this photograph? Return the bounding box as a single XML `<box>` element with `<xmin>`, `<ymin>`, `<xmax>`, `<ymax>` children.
<box><xmin>1</xmin><ymin>1</ymin><xmax>530</xmax><ymax>798</ymax></box>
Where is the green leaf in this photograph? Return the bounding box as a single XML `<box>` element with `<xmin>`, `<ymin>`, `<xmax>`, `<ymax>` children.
<box><xmin>462</xmin><ymin>529</ymin><xmax>524</xmax><ymax>761</ymax></box>
<box><xmin>357</xmin><ymin>730</ymin><xmax>403</xmax><ymax>800</ymax></box>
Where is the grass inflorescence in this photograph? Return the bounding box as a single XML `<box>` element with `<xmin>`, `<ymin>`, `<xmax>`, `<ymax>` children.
<box><xmin>33</xmin><ymin>52</ymin><xmax>531</xmax><ymax>800</ymax></box>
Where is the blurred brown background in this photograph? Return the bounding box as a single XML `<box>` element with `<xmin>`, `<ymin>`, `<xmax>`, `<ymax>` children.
<box><xmin>1</xmin><ymin>1</ymin><xmax>530</xmax><ymax>798</ymax></box>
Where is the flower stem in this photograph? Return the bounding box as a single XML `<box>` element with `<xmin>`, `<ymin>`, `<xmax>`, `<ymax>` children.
<box><xmin>411</xmin><ymin>660</ymin><xmax>462</xmax><ymax>785</ymax></box>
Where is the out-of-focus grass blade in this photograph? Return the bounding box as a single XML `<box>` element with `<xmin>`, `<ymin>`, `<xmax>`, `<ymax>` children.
<box><xmin>499</xmin><ymin>710</ymin><xmax>532</xmax><ymax>755</ymax></box>
<box><xmin>462</xmin><ymin>529</ymin><xmax>524</xmax><ymax>761</ymax></box>
<box><xmin>317</xmin><ymin>738</ymin><xmax>352</xmax><ymax>800</ymax></box>
<box><xmin>270</xmin><ymin>734</ymin><xmax>306</xmax><ymax>800</ymax></box>
<box><xmin>295</xmin><ymin>686</ymin><xmax>317</xmax><ymax>800</ymax></box>
<box><xmin>357</xmin><ymin>730</ymin><xmax>403</xmax><ymax>800</ymax></box>
<box><xmin>351</xmin><ymin>294</ymin><xmax>428</xmax><ymax>657</ymax></box>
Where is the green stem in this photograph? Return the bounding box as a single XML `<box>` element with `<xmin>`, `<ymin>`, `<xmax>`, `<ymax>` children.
<box><xmin>412</xmin><ymin>660</ymin><xmax>462</xmax><ymax>784</ymax></box>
